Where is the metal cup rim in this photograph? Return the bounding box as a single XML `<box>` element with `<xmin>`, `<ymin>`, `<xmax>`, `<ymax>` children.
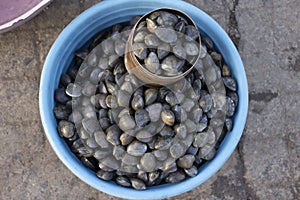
<box><xmin>125</xmin><ymin>7</ymin><xmax>201</xmax><ymax>85</ymax></box>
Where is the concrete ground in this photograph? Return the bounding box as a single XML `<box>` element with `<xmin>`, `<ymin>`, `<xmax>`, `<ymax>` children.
<box><xmin>0</xmin><ymin>0</ymin><xmax>299</xmax><ymax>199</ymax></box>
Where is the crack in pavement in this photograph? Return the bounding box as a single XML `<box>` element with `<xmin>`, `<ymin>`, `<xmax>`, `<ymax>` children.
<box><xmin>227</xmin><ymin>0</ymin><xmax>241</xmax><ymax>48</ymax></box>
<box><xmin>224</xmin><ymin>1</ymin><xmax>257</xmax><ymax>199</ymax></box>
<box><xmin>237</xmin><ymin>135</ymin><xmax>258</xmax><ymax>200</ymax></box>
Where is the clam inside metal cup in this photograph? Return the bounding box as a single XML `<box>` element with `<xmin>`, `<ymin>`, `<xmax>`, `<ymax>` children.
<box><xmin>125</xmin><ymin>8</ymin><xmax>201</xmax><ymax>85</ymax></box>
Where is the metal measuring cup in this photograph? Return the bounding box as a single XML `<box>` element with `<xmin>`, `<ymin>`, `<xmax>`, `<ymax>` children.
<box><xmin>125</xmin><ymin>8</ymin><xmax>201</xmax><ymax>85</ymax></box>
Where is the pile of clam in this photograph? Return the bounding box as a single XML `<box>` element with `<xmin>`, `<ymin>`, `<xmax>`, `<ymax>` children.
<box><xmin>53</xmin><ymin>12</ymin><xmax>238</xmax><ymax>190</ymax></box>
<box><xmin>132</xmin><ymin>10</ymin><xmax>200</xmax><ymax>76</ymax></box>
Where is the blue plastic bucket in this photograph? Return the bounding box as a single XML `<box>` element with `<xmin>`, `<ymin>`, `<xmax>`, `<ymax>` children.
<box><xmin>39</xmin><ymin>0</ymin><xmax>248</xmax><ymax>199</ymax></box>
